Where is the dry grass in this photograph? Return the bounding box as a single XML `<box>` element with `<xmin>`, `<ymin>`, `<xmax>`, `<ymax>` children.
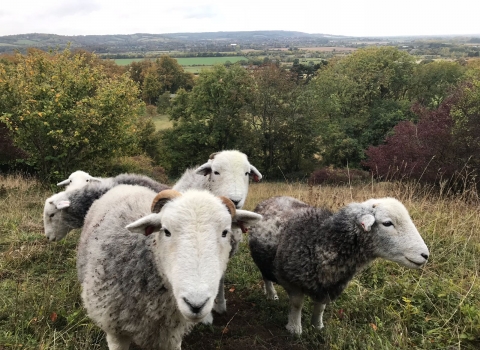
<box><xmin>0</xmin><ymin>175</ymin><xmax>479</xmax><ymax>349</ymax></box>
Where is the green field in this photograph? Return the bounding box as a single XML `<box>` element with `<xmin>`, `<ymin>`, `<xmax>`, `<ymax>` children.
<box><xmin>152</xmin><ymin>114</ymin><xmax>172</xmax><ymax>130</ymax></box>
<box><xmin>1</xmin><ymin>176</ymin><xmax>479</xmax><ymax>349</ymax></box>
<box><xmin>114</xmin><ymin>56</ymin><xmax>247</xmax><ymax>67</ymax></box>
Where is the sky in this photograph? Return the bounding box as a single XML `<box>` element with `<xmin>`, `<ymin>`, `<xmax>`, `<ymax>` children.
<box><xmin>1</xmin><ymin>0</ymin><xmax>479</xmax><ymax>37</ymax></box>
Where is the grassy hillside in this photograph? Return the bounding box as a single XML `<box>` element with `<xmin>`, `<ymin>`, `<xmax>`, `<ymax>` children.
<box><xmin>0</xmin><ymin>175</ymin><xmax>479</xmax><ymax>349</ymax></box>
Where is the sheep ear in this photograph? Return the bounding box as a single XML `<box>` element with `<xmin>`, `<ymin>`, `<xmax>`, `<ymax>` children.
<box><xmin>249</xmin><ymin>165</ymin><xmax>262</xmax><ymax>182</ymax></box>
<box><xmin>88</xmin><ymin>177</ymin><xmax>102</xmax><ymax>183</ymax></box>
<box><xmin>195</xmin><ymin>162</ymin><xmax>212</xmax><ymax>176</ymax></box>
<box><xmin>232</xmin><ymin>210</ymin><xmax>263</xmax><ymax>233</ymax></box>
<box><xmin>55</xmin><ymin>200</ymin><xmax>71</xmax><ymax>209</ymax></box>
<box><xmin>57</xmin><ymin>179</ymin><xmax>70</xmax><ymax>186</ymax></box>
<box><xmin>359</xmin><ymin>214</ymin><xmax>375</xmax><ymax>232</ymax></box>
<box><xmin>126</xmin><ymin>213</ymin><xmax>163</xmax><ymax>236</ymax></box>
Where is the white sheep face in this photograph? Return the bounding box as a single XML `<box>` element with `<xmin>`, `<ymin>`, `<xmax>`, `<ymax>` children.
<box><xmin>43</xmin><ymin>192</ymin><xmax>71</xmax><ymax>242</ymax></box>
<box><xmin>362</xmin><ymin>198</ymin><xmax>429</xmax><ymax>269</ymax></box>
<box><xmin>195</xmin><ymin>150</ymin><xmax>262</xmax><ymax>209</ymax></box>
<box><xmin>57</xmin><ymin>170</ymin><xmax>101</xmax><ymax>192</ymax></box>
<box><xmin>127</xmin><ymin>190</ymin><xmax>234</xmax><ymax>322</ymax></box>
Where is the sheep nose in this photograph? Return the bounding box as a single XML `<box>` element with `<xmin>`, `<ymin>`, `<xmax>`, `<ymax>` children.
<box><xmin>421</xmin><ymin>253</ymin><xmax>429</xmax><ymax>260</ymax></box>
<box><xmin>230</xmin><ymin>199</ymin><xmax>240</xmax><ymax>208</ymax></box>
<box><xmin>183</xmin><ymin>297</ymin><xmax>209</xmax><ymax>314</ymax></box>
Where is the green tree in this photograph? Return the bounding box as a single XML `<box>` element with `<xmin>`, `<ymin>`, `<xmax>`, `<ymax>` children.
<box><xmin>0</xmin><ymin>49</ymin><xmax>144</xmax><ymax>183</ymax></box>
<box><xmin>161</xmin><ymin>65</ymin><xmax>254</xmax><ymax>175</ymax></box>
<box><xmin>408</xmin><ymin>60</ymin><xmax>465</xmax><ymax>108</ymax></box>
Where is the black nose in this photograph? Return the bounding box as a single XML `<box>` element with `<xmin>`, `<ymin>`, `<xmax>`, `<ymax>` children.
<box><xmin>421</xmin><ymin>253</ymin><xmax>429</xmax><ymax>260</ymax></box>
<box><xmin>183</xmin><ymin>297</ymin><xmax>209</xmax><ymax>314</ymax></box>
<box><xmin>230</xmin><ymin>199</ymin><xmax>240</xmax><ymax>207</ymax></box>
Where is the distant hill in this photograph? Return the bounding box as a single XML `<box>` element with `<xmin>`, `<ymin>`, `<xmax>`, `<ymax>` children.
<box><xmin>0</xmin><ymin>31</ymin><xmax>348</xmax><ymax>54</ymax></box>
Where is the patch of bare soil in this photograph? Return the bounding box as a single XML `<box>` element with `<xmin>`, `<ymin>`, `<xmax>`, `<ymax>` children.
<box><xmin>183</xmin><ymin>290</ymin><xmax>320</xmax><ymax>350</ymax></box>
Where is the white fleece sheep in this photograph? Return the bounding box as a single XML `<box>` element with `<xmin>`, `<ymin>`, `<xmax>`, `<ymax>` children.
<box><xmin>57</xmin><ymin>170</ymin><xmax>103</xmax><ymax>192</ymax></box>
<box><xmin>172</xmin><ymin>150</ymin><xmax>263</xmax><ymax>314</ymax></box>
<box><xmin>249</xmin><ymin>196</ymin><xmax>429</xmax><ymax>335</ymax></box>
<box><xmin>78</xmin><ymin>185</ymin><xmax>262</xmax><ymax>350</ymax></box>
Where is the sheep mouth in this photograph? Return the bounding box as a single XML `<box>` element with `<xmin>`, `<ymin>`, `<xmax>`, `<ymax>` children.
<box><xmin>405</xmin><ymin>257</ymin><xmax>426</xmax><ymax>267</ymax></box>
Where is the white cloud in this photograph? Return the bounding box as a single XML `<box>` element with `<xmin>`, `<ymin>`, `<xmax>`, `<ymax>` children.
<box><xmin>0</xmin><ymin>0</ymin><xmax>479</xmax><ymax>37</ymax></box>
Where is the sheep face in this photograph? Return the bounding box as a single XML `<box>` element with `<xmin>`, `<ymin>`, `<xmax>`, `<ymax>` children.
<box><xmin>195</xmin><ymin>150</ymin><xmax>262</xmax><ymax>209</ymax></box>
<box><xmin>361</xmin><ymin>198</ymin><xmax>429</xmax><ymax>269</ymax></box>
<box><xmin>43</xmin><ymin>192</ymin><xmax>71</xmax><ymax>242</ymax></box>
<box><xmin>126</xmin><ymin>190</ymin><xmax>235</xmax><ymax>322</ymax></box>
<box><xmin>57</xmin><ymin>170</ymin><xmax>101</xmax><ymax>191</ymax></box>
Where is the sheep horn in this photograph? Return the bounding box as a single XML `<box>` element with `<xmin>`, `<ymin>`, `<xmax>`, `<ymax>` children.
<box><xmin>209</xmin><ymin>152</ymin><xmax>220</xmax><ymax>160</ymax></box>
<box><xmin>219</xmin><ymin>196</ymin><xmax>236</xmax><ymax>218</ymax></box>
<box><xmin>151</xmin><ymin>190</ymin><xmax>182</xmax><ymax>213</ymax></box>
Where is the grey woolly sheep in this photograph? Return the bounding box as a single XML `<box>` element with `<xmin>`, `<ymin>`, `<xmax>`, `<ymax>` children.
<box><xmin>44</xmin><ymin>173</ymin><xmax>169</xmax><ymax>241</ymax></box>
<box><xmin>78</xmin><ymin>185</ymin><xmax>262</xmax><ymax>350</ymax></box>
<box><xmin>249</xmin><ymin>196</ymin><xmax>429</xmax><ymax>335</ymax></box>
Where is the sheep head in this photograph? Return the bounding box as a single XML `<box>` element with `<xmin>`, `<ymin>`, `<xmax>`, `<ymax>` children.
<box><xmin>193</xmin><ymin>150</ymin><xmax>263</xmax><ymax>209</ymax></box>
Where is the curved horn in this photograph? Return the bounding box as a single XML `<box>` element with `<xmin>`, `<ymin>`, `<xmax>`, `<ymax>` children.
<box><xmin>219</xmin><ymin>196</ymin><xmax>236</xmax><ymax>218</ymax></box>
<box><xmin>151</xmin><ymin>190</ymin><xmax>182</xmax><ymax>213</ymax></box>
<box><xmin>209</xmin><ymin>152</ymin><xmax>220</xmax><ymax>160</ymax></box>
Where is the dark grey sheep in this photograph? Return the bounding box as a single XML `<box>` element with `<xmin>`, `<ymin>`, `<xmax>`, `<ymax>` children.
<box><xmin>249</xmin><ymin>196</ymin><xmax>429</xmax><ymax>334</ymax></box>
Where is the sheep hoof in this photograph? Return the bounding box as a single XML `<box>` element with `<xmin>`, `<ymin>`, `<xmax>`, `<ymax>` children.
<box><xmin>213</xmin><ymin>299</ymin><xmax>227</xmax><ymax>314</ymax></box>
<box><xmin>312</xmin><ymin>323</ymin><xmax>324</xmax><ymax>330</ymax></box>
<box><xmin>266</xmin><ymin>294</ymin><xmax>279</xmax><ymax>301</ymax></box>
<box><xmin>286</xmin><ymin>323</ymin><xmax>302</xmax><ymax>335</ymax></box>
<box><xmin>201</xmin><ymin>313</ymin><xmax>214</xmax><ymax>325</ymax></box>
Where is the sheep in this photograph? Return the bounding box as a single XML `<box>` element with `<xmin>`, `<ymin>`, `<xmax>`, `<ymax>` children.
<box><xmin>77</xmin><ymin>185</ymin><xmax>263</xmax><ymax>350</ymax></box>
<box><xmin>172</xmin><ymin>150</ymin><xmax>263</xmax><ymax>313</ymax></box>
<box><xmin>248</xmin><ymin>196</ymin><xmax>429</xmax><ymax>335</ymax></box>
<box><xmin>173</xmin><ymin>150</ymin><xmax>262</xmax><ymax>209</ymax></box>
<box><xmin>57</xmin><ymin>170</ymin><xmax>103</xmax><ymax>192</ymax></box>
<box><xmin>43</xmin><ymin>174</ymin><xmax>169</xmax><ymax>241</ymax></box>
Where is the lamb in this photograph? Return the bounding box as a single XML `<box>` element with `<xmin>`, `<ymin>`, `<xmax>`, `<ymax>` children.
<box><xmin>78</xmin><ymin>185</ymin><xmax>262</xmax><ymax>350</ymax></box>
<box><xmin>44</xmin><ymin>174</ymin><xmax>169</xmax><ymax>241</ymax></box>
<box><xmin>172</xmin><ymin>150</ymin><xmax>263</xmax><ymax>313</ymax></box>
<box><xmin>248</xmin><ymin>196</ymin><xmax>429</xmax><ymax>335</ymax></box>
<box><xmin>57</xmin><ymin>170</ymin><xmax>103</xmax><ymax>192</ymax></box>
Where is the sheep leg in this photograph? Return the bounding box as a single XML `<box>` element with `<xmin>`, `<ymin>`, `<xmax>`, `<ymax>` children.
<box><xmin>285</xmin><ymin>292</ymin><xmax>305</xmax><ymax>335</ymax></box>
<box><xmin>106</xmin><ymin>333</ymin><xmax>131</xmax><ymax>350</ymax></box>
<box><xmin>311</xmin><ymin>302</ymin><xmax>326</xmax><ymax>330</ymax></box>
<box><xmin>213</xmin><ymin>274</ymin><xmax>227</xmax><ymax>314</ymax></box>
<box><xmin>263</xmin><ymin>280</ymin><xmax>279</xmax><ymax>300</ymax></box>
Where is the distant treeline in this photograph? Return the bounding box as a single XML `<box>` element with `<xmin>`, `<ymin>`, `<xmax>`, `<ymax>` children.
<box><xmin>1</xmin><ymin>48</ymin><xmax>480</xmax><ymax>192</ymax></box>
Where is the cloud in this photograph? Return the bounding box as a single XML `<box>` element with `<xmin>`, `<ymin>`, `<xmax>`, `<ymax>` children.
<box><xmin>184</xmin><ymin>5</ymin><xmax>216</xmax><ymax>19</ymax></box>
<box><xmin>43</xmin><ymin>0</ymin><xmax>101</xmax><ymax>18</ymax></box>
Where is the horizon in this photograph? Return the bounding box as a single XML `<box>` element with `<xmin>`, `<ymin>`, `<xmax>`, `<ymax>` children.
<box><xmin>1</xmin><ymin>0</ymin><xmax>479</xmax><ymax>38</ymax></box>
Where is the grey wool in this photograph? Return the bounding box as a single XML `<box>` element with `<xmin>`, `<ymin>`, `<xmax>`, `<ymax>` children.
<box><xmin>44</xmin><ymin>173</ymin><xmax>169</xmax><ymax>241</ymax></box>
<box><xmin>249</xmin><ymin>196</ymin><xmax>429</xmax><ymax>334</ymax></box>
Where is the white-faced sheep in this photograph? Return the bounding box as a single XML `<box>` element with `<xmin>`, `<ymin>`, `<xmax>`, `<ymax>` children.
<box><xmin>249</xmin><ymin>196</ymin><xmax>429</xmax><ymax>335</ymax></box>
<box><xmin>44</xmin><ymin>174</ymin><xmax>169</xmax><ymax>241</ymax></box>
<box><xmin>173</xmin><ymin>150</ymin><xmax>262</xmax><ymax>209</ymax></box>
<box><xmin>173</xmin><ymin>150</ymin><xmax>262</xmax><ymax>313</ymax></box>
<box><xmin>77</xmin><ymin>185</ymin><xmax>262</xmax><ymax>350</ymax></box>
<box><xmin>57</xmin><ymin>170</ymin><xmax>103</xmax><ymax>192</ymax></box>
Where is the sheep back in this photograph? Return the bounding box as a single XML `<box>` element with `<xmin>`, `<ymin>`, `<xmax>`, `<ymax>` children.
<box><xmin>113</xmin><ymin>173</ymin><xmax>170</xmax><ymax>193</ymax></box>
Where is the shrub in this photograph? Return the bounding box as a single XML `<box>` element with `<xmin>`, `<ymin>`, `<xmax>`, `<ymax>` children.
<box><xmin>308</xmin><ymin>166</ymin><xmax>370</xmax><ymax>186</ymax></box>
<box><xmin>101</xmin><ymin>154</ymin><xmax>168</xmax><ymax>184</ymax></box>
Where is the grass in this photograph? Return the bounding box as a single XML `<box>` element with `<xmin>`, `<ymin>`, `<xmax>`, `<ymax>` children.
<box><xmin>0</xmin><ymin>176</ymin><xmax>479</xmax><ymax>349</ymax></box>
<box><xmin>113</xmin><ymin>56</ymin><xmax>247</xmax><ymax>67</ymax></box>
<box><xmin>151</xmin><ymin>114</ymin><xmax>172</xmax><ymax>130</ymax></box>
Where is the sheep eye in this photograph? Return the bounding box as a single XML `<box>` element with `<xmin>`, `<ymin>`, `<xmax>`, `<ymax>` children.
<box><xmin>383</xmin><ymin>221</ymin><xmax>393</xmax><ymax>227</ymax></box>
<box><xmin>164</xmin><ymin>229</ymin><xmax>171</xmax><ymax>237</ymax></box>
<box><xmin>222</xmin><ymin>230</ymin><xmax>228</xmax><ymax>238</ymax></box>
<box><xmin>214</xmin><ymin>171</ymin><xmax>220</xmax><ymax>175</ymax></box>
<box><xmin>49</xmin><ymin>213</ymin><xmax>55</xmax><ymax>218</ymax></box>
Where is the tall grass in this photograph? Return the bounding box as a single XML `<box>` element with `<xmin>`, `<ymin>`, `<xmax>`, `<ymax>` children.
<box><xmin>0</xmin><ymin>175</ymin><xmax>479</xmax><ymax>349</ymax></box>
